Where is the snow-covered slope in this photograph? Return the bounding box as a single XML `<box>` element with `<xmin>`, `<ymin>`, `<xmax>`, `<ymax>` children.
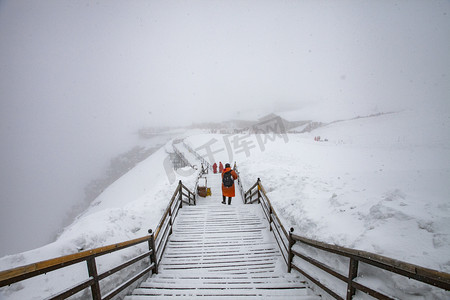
<box><xmin>1</xmin><ymin>108</ymin><xmax>449</xmax><ymax>299</ymax></box>
<box><xmin>185</xmin><ymin>109</ymin><xmax>450</xmax><ymax>273</ymax></box>
<box><xmin>0</xmin><ymin>144</ymin><xmax>199</xmax><ymax>299</ymax></box>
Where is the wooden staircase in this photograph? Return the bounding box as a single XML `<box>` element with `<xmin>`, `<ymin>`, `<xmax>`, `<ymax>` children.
<box><xmin>125</xmin><ymin>174</ymin><xmax>319</xmax><ymax>299</ymax></box>
<box><xmin>2</xmin><ymin>164</ymin><xmax>448</xmax><ymax>299</ymax></box>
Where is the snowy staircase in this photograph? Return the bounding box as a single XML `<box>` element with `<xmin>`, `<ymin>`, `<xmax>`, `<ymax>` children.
<box><xmin>125</xmin><ymin>174</ymin><xmax>319</xmax><ymax>299</ymax></box>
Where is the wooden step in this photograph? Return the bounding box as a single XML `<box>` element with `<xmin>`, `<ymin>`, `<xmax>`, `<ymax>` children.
<box><xmin>130</xmin><ymin>274</ymin><xmax>313</xmax><ymax>297</ymax></box>
<box><xmin>127</xmin><ymin>294</ymin><xmax>321</xmax><ymax>300</ymax></box>
<box><xmin>130</xmin><ymin>288</ymin><xmax>311</xmax><ymax>297</ymax></box>
<box><xmin>125</xmin><ymin>174</ymin><xmax>319</xmax><ymax>299</ymax></box>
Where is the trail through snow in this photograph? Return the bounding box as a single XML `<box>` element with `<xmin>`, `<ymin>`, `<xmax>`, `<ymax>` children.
<box><xmin>1</xmin><ymin>109</ymin><xmax>449</xmax><ymax>299</ymax></box>
<box><xmin>126</xmin><ymin>173</ymin><xmax>319</xmax><ymax>299</ymax></box>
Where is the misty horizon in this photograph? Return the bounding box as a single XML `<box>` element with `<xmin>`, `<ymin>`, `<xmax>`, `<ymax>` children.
<box><xmin>1</xmin><ymin>0</ymin><xmax>449</xmax><ymax>257</ymax></box>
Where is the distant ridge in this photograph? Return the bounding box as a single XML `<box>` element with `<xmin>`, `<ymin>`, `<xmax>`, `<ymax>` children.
<box><xmin>138</xmin><ymin>111</ymin><xmax>397</xmax><ymax>136</ymax></box>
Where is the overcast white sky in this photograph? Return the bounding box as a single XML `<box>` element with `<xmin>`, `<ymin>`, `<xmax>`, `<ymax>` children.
<box><xmin>0</xmin><ymin>0</ymin><xmax>449</xmax><ymax>256</ymax></box>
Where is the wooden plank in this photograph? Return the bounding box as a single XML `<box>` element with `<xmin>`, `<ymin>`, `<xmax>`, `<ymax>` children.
<box><xmin>160</xmin><ymin>258</ymin><xmax>278</xmax><ymax>268</ymax></box>
<box><xmin>291</xmin><ymin>264</ymin><xmax>344</xmax><ymax>300</ymax></box>
<box><xmin>145</xmin><ymin>275</ymin><xmax>298</xmax><ymax>284</ymax></box>
<box><xmin>140</xmin><ymin>284</ymin><xmax>306</xmax><ymax>290</ymax></box>
<box><xmin>45</xmin><ymin>277</ymin><xmax>95</xmax><ymax>300</ymax></box>
<box><xmin>98</xmin><ymin>251</ymin><xmax>152</xmax><ymax>281</ymax></box>
<box><xmin>102</xmin><ymin>265</ymin><xmax>154</xmax><ymax>300</ymax></box>
<box><xmin>126</xmin><ymin>296</ymin><xmax>321</xmax><ymax>300</ymax></box>
<box><xmin>154</xmin><ymin>184</ymin><xmax>181</xmax><ymax>240</ymax></box>
<box><xmin>132</xmin><ymin>287</ymin><xmax>310</xmax><ymax>296</ymax></box>
<box><xmin>163</xmin><ymin>253</ymin><xmax>277</xmax><ymax>261</ymax></box>
<box><xmin>126</xmin><ymin>174</ymin><xmax>316</xmax><ymax>299</ymax></box>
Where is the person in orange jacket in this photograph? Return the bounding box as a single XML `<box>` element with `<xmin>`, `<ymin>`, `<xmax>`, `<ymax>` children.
<box><xmin>221</xmin><ymin>163</ymin><xmax>238</xmax><ymax>205</ymax></box>
<box><xmin>218</xmin><ymin>161</ymin><xmax>224</xmax><ymax>173</ymax></box>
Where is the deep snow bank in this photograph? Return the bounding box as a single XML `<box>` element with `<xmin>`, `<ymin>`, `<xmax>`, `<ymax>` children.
<box><xmin>0</xmin><ymin>142</ymin><xmax>199</xmax><ymax>299</ymax></box>
<box><xmin>1</xmin><ymin>108</ymin><xmax>448</xmax><ymax>299</ymax></box>
<box><xmin>185</xmin><ymin>109</ymin><xmax>450</xmax><ymax>273</ymax></box>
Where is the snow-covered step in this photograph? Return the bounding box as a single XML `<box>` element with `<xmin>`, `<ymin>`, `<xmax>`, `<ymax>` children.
<box><xmin>129</xmin><ymin>275</ymin><xmax>314</xmax><ymax>297</ymax></box>
<box><xmin>138</xmin><ymin>278</ymin><xmax>307</xmax><ymax>290</ymax></box>
<box><xmin>129</xmin><ymin>287</ymin><xmax>312</xmax><ymax>298</ymax></box>
<box><xmin>127</xmin><ymin>296</ymin><xmax>320</xmax><ymax>300</ymax></box>
<box><xmin>125</xmin><ymin>173</ymin><xmax>319</xmax><ymax>299</ymax></box>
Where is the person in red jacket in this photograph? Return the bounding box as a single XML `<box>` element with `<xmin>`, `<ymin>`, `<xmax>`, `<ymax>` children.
<box><xmin>221</xmin><ymin>163</ymin><xmax>238</xmax><ymax>205</ymax></box>
<box><xmin>212</xmin><ymin>162</ymin><xmax>218</xmax><ymax>174</ymax></box>
<box><xmin>218</xmin><ymin>162</ymin><xmax>224</xmax><ymax>173</ymax></box>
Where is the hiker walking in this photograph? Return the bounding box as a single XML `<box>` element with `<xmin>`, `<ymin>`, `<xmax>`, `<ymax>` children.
<box><xmin>212</xmin><ymin>162</ymin><xmax>218</xmax><ymax>174</ymax></box>
<box><xmin>221</xmin><ymin>163</ymin><xmax>238</xmax><ymax>205</ymax></box>
<box><xmin>218</xmin><ymin>161</ymin><xmax>224</xmax><ymax>173</ymax></box>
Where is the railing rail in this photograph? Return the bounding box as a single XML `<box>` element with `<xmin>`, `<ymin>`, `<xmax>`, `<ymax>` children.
<box><xmin>244</xmin><ymin>178</ymin><xmax>450</xmax><ymax>299</ymax></box>
<box><xmin>0</xmin><ymin>234</ymin><xmax>156</xmax><ymax>300</ymax></box>
<box><xmin>179</xmin><ymin>139</ymin><xmax>212</xmax><ymax>201</ymax></box>
<box><xmin>172</xmin><ymin>142</ymin><xmax>194</xmax><ymax>169</ymax></box>
<box><xmin>244</xmin><ymin>178</ymin><xmax>290</xmax><ymax>265</ymax></box>
<box><xmin>193</xmin><ymin>164</ymin><xmax>209</xmax><ymax>200</ymax></box>
<box><xmin>182</xmin><ymin>141</ymin><xmax>211</xmax><ymax>171</ymax></box>
<box><xmin>0</xmin><ymin>180</ymin><xmax>196</xmax><ymax>300</ymax></box>
<box><xmin>244</xmin><ymin>180</ymin><xmax>260</xmax><ymax>204</ymax></box>
<box><xmin>233</xmin><ymin>164</ymin><xmax>246</xmax><ymax>203</ymax></box>
<box><xmin>153</xmin><ymin>180</ymin><xmax>195</xmax><ymax>266</ymax></box>
<box><xmin>289</xmin><ymin>232</ymin><xmax>450</xmax><ymax>299</ymax></box>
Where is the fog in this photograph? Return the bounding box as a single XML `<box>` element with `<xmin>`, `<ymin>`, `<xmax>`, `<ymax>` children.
<box><xmin>0</xmin><ymin>0</ymin><xmax>449</xmax><ymax>257</ymax></box>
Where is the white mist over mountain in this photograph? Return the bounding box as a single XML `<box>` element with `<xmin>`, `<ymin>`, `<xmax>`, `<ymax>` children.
<box><xmin>0</xmin><ymin>0</ymin><xmax>449</xmax><ymax>256</ymax></box>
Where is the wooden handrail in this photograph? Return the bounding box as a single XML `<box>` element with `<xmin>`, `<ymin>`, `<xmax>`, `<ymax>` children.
<box><xmin>244</xmin><ymin>178</ymin><xmax>450</xmax><ymax>299</ymax></box>
<box><xmin>172</xmin><ymin>141</ymin><xmax>194</xmax><ymax>169</ymax></box>
<box><xmin>154</xmin><ymin>181</ymin><xmax>195</xmax><ymax>240</ymax></box>
<box><xmin>153</xmin><ymin>180</ymin><xmax>195</xmax><ymax>267</ymax></box>
<box><xmin>0</xmin><ymin>180</ymin><xmax>196</xmax><ymax>299</ymax></box>
<box><xmin>0</xmin><ymin>233</ymin><xmax>156</xmax><ymax>299</ymax></box>
<box><xmin>245</xmin><ymin>179</ymin><xmax>290</xmax><ymax>265</ymax></box>
<box><xmin>0</xmin><ymin>235</ymin><xmax>153</xmax><ymax>287</ymax></box>
<box><xmin>233</xmin><ymin>165</ymin><xmax>246</xmax><ymax>203</ymax></box>
<box><xmin>290</xmin><ymin>232</ymin><xmax>450</xmax><ymax>291</ymax></box>
<box><xmin>193</xmin><ymin>163</ymin><xmax>209</xmax><ymax>200</ymax></box>
<box><xmin>154</xmin><ymin>183</ymin><xmax>182</xmax><ymax>240</ymax></box>
<box><xmin>181</xmin><ymin>183</ymin><xmax>195</xmax><ymax>205</ymax></box>
<box><xmin>182</xmin><ymin>141</ymin><xmax>211</xmax><ymax>170</ymax></box>
<box><xmin>258</xmin><ymin>181</ymin><xmax>289</xmax><ymax>238</ymax></box>
<box><xmin>244</xmin><ymin>181</ymin><xmax>259</xmax><ymax>203</ymax></box>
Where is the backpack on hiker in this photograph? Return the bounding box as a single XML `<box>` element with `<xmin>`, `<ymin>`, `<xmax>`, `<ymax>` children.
<box><xmin>222</xmin><ymin>170</ymin><xmax>234</xmax><ymax>187</ymax></box>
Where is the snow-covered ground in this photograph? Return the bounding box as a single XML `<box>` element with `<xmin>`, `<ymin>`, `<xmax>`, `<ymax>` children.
<box><xmin>187</xmin><ymin>109</ymin><xmax>450</xmax><ymax>272</ymax></box>
<box><xmin>0</xmin><ymin>144</ymin><xmax>200</xmax><ymax>299</ymax></box>
<box><xmin>1</xmin><ymin>107</ymin><xmax>449</xmax><ymax>299</ymax></box>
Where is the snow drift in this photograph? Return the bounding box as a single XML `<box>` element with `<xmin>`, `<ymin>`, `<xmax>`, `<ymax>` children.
<box><xmin>1</xmin><ymin>107</ymin><xmax>449</xmax><ymax>299</ymax></box>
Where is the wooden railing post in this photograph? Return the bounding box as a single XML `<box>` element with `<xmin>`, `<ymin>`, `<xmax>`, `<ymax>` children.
<box><xmin>86</xmin><ymin>257</ymin><xmax>101</xmax><ymax>300</ymax></box>
<box><xmin>346</xmin><ymin>258</ymin><xmax>359</xmax><ymax>300</ymax></box>
<box><xmin>178</xmin><ymin>180</ymin><xmax>183</xmax><ymax>208</ymax></box>
<box><xmin>257</xmin><ymin>178</ymin><xmax>261</xmax><ymax>203</ymax></box>
<box><xmin>168</xmin><ymin>206</ymin><xmax>173</xmax><ymax>235</ymax></box>
<box><xmin>148</xmin><ymin>229</ymin><xmax>158</xmax><ymax>275</ymax></box>
<box><xmin>268</xmin><ymin>205</ymin><xmax>273</xmax><ymax>231</ymax></box>
<box><xmin>288</xmin><ymin>227</ymin><xmax>294</xmax><ymax>273</ymax></box>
